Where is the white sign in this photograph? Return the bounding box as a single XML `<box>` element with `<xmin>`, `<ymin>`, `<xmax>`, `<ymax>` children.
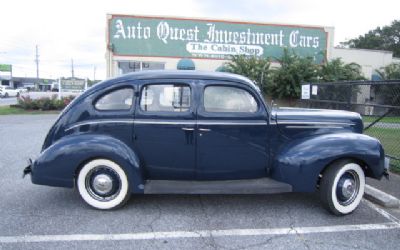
<box><xmin>312</xmin><ymin>85</ymin><xmax>318</xmax><ymax>95</ymax></box>
<box><xmin>301</xmin><ymin>84</ymin><xmax>310</xmax><ymax>99</ymax></box>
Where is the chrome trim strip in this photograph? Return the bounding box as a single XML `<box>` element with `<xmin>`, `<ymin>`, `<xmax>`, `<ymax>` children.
<box><xmin>66</xmin><ymin>120</ymin><xmax>135</xmax><ymax>131</ymax></box>
<box><xmin>286</xmin><ymin>125</ymin><xmax>345</xmax><ymax>129</ymax></box>
<box><xmin>279</xmin><ymin>121</ymin><xmax>355</xmax><ymax>126</ymax></box>
<box><xmin>198</xmin><ymin>120</ymin><xmax>267</xmax><ymax>126</ymax></box>
<box><xmin>65</xmin><ymin>119</ymin><xmax>268</xmax><ymax>131</ymax></box>
<box><xmin>134</xmin><ymin>120</ymin><xmax>195</xmax><ymax>125</ymax></box>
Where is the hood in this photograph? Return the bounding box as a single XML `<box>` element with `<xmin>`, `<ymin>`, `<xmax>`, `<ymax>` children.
<box><xmin>273</xmin><ymin>107</ymin><xmax>363</xmax><ymax>136</ymax></box>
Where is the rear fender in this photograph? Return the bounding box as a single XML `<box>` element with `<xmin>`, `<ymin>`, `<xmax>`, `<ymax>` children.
<box><xmin>32</xmin><ymin>134</ymin><xmax>144</xmax><ymax>193</ymax></box>
<box><xmin>271</xmin><ymin>133</ymin><xmax>384</xmax><ymax>192</ymax></box>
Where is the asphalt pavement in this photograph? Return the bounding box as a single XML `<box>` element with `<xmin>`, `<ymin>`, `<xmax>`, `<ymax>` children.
<box><xmin>0</xmin><ymin>114</ymin><xmax>399</xmax><ymax>250</ymax></box>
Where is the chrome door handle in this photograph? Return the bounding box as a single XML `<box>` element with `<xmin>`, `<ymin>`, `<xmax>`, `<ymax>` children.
<box><xmin>199</xmin><ymin>128</ymin><xmax>211</xmax><ymax>132</ymax></box>
<box><xmin>182</xmin><ymin>127</ymin><xmax>195</xmax><ymax>131</ymax></box>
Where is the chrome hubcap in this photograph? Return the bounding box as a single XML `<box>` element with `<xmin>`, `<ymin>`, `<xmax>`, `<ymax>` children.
<box><xmin>85</xmin><ymin>166</ymin><xmax>121</xmax><ymax>201</ymax></box>
<box><xmin>92</xmin><ymin>174</ymin><xmax>113</xmax><ymax>195</ymax></box>
<box><xmin>336</xmin><ymin>170</ymin><xmax>360</xmax><ymax>206</ymax></box>
<box><xmin>341</xmin><ymin>179</ymin><xmax>355</xmax><ymax>199</ymax></box>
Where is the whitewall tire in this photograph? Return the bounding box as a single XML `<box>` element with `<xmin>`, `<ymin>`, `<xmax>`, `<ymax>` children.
<box><xmin>77</xmin><ymin>159</ymin><xmax>130</xmax><ymax>210</ymax></box>
<box><xmin>320</xmin><ymin>160</ymin><xmax>365</xmax><ymax>215</ymax></box>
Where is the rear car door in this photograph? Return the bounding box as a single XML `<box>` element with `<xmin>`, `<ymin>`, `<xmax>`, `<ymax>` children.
<box><xmin>134</xmin><ymin>79</ymin><xmax>196</xmax><ymax>180</ymax></box>
<box><xmin>196</xmin><ymin>80</ymin><xmax>270</xmax><ymax>180</ymax></box>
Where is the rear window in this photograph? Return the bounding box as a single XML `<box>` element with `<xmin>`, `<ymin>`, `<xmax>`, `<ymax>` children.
<box><xmin>95</xmin><ymin>88</ymin><xmax>134</xmax><ymax>111</ymax></box>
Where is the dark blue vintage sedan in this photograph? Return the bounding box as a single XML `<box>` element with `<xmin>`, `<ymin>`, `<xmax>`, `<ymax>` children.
<box><xmin>23</xmin><ymin>70</ymin><xmax>388</xmax><ymax>215</ymax></box>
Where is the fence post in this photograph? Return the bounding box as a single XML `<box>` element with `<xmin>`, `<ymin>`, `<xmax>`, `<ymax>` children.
<box><xmin>347</xmin><ymin>83</ymin><xmax>353</xmax><ymax>111</ymax></box>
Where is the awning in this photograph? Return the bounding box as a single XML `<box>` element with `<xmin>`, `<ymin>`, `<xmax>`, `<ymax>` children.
<box><xmin>177</xmin><ymin>58</ymin><xmax>195</xmax><ymax>70</ymax></box>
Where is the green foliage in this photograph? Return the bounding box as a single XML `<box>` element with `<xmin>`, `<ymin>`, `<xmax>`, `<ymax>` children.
<box><xmin>374</xmin><ymin>63</ymin><xmax>400</xmax><ymax>107</ymax></box>
<box><xmin>223</xmin><ymin>50</ymin><xmax>366</xmax><ymax>100</ymax></box>
<box><xmin>225</xmin><ymin>55</ymin><xmax>270</xmax><ymax>91</ymax></box>
<box><xmin>315</xmin><ymin>58</ymin><xmax>364</xmax><ymax>105</ymax></box>
<box><xmin>341</xmin><ymin>20</ymin><xmax>400</xmax><ymax>57</ymax></box>
<box><xmin>376</xmin><ymin>63</ymin><xmax>400</xmax><ymax>80</ymax></box>
<box><xmin>319</xmin><ymin>58</ymin><xmax>365</xmax><ymax>82</ymax></box>
<box><xmin>18</xmin><ymin>95</ymin><xmax>75</xmax><ymax>111</ymax></box>
<box><xmin>267</xmin><ymin>48</ymin><xmax>319</xmax><ymax>99</ymax></box>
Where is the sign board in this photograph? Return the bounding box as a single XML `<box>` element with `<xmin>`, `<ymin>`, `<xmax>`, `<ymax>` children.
<box><xmin>312</xmin><ymin>85</ymin><xmax>318</xmax><ymax>95</ymax></box>
<box><xmin>60</xmin><ymin>79</ymin><xmax>86</xmax><ymax>91</ymax></box>
<box><xmin>0</xmin><ymin>64</ymin><xmax>12</xmax><ymax>72</ymax></box>
<box><xmin>108</xmin><ymin>15</ymin><xmax>328</xmax><ymax>63</ymax></box>
<box><xmin>301</xmin><ymin>84</ymin><xmax>310</xmax><ymax>99</ymax></box>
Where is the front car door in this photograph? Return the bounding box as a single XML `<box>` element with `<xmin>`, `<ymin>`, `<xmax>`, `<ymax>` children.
<box><xmin>134</xmin><ymin>79</ymin><xmax>196</xmax><ymax>180</ymax></box>
<box><xmin>196</xmin><ymin>80</ymin><xmax>270</xmax><ymax>180</ymax></box>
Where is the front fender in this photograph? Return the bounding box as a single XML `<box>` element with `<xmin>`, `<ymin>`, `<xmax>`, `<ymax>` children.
<box><xmin>31</xmin><ymin>134</ymin><xmax>144</xmax><ymax>193</ymax></box>
<box><xmin>271</xmin><ymin>133</ymin><xmax>384</xmax><ymax>192</ymax></box>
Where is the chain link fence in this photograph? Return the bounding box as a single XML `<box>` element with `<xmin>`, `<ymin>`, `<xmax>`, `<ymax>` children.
<box><xmin>300</xmin><ymin>80</ymin><xmax>400</xmax><ymax>173</ymax></box>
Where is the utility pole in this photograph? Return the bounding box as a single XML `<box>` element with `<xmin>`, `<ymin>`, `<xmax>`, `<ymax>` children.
<box><xmin>93</xmin><ymin>66</ymin><xmax>96</xmax><ymax>81</ymax></box>
<box><xmin>71</xmin><ymin>59</ymin><xmax>75</xmax><ymax>78</ymax></box>
<box><xmin>35</xmin><ymin>45</ymin><xmax>39</xmax><ymax>90</ymax></box>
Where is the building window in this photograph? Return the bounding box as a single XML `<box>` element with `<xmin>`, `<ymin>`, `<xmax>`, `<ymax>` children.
<box><xmin>117</xmin><ymin>61</ymin><xmax>165</xmax><ymax>75</ymax></box>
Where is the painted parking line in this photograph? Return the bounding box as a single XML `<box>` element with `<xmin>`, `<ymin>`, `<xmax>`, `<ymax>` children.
<box><xmin>1</xmin><ymin>199</ymin><xmax>399</xmax><ymax>244</ymax></box>
<box><xmin>0</xmin><ymin>222</ymin><xmax>399</xmax><ymax>244</ymax></box>
<box><xmin>363</xmin><ymin>199</ymin><xmax>400</xmax><ymax>224</ymax></box>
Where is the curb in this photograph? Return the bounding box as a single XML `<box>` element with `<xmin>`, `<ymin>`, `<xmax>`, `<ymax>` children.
<box><xmin>364</xmin><ymin>184</ymin><xmax>400</xmax><ymax>208</ymax></box>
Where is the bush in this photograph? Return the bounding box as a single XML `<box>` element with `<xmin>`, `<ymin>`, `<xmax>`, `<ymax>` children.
<box><xmin>18</xmin><ymin>95</ymin><xmax>75</xmax><ymax>111</ymax></box>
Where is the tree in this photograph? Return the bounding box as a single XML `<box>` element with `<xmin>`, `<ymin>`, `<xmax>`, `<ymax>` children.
<box><xmin>225</xmin><ymin>55</ymin><xmax>270</xmax><ymax>92</ymax></box>
<box><xmin>318</xmin><ymin>58</ymin><xmax>364</xmax><ymax>82</ymax></box>
<box><xmin>374</xmin><ymin>63</ymin><xmax>400</xmax><ymax>107</ymax></box>
<box><xmin>267</xmin><ymin>48</ymin><xmax>319</xmax><ymax>99</ymax></box>
<box><xmin>341</xmin><ymin>20</ymin><xmax>400</xmax><ymax>57</ymax></box>
<box><xmin>315</xmin><ymin>59</ymin><xmax>365</xmax><ymax>108</ymax></box>
<box><xmin>376</xmin><ymin>63</ymin><xmax>400</xmax><ymax>79</ymax></box>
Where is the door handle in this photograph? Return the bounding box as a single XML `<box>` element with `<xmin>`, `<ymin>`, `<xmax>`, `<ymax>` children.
<box><xmin>182</xmin><ymin>127</ymin><xmax>195</xmax><ymax>131</ymax></box>
<box><xmin>199</xmin><ymin>128</ymin><xmax>211</xmax><ymax>132</ymax></box>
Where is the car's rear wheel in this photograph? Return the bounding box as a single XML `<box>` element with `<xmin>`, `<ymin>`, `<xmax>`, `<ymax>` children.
<box><xmin>77</xmin><ymin>159</ymin><xmax>130</xmax><ymax>210</ymax></box>
<box><xmin>320</xmin><ymin>159</ymin><xmax>365</xmax><ymax>215</ymax></box>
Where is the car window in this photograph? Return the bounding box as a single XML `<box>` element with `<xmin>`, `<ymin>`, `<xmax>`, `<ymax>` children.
<box><xmin>140</xmin><ymin>84</ymin><xmax>191</xmax><ymax>112</ymax></box>
<box><xmin>95</xmin><ymin>88</ymin><xmax>134</xmax><ymax>110</ymax></box>
<box><xmin>204</xmin><ymin>86</ymin><xmax>258</xmax><ymax>113</ymax></box>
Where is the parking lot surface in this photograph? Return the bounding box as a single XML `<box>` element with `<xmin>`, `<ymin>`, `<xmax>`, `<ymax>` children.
<box><xmin>1</xmin><ymin>115</ymin><xmax>400</xmax><ymax>250</ymax></box>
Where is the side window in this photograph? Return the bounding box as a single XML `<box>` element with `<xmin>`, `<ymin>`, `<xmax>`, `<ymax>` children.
<box><xmin>140</xmin><ymin>84</ymin><xmax>191</xmax><ymax>112</ymax></box>
<box><xmin>95</xmin><ymin>88</ymin><xmax>134</xmax><ymax>111</ymax></box>
<box><xmin>204</xmin><ymin>86</ymin><xmax>258</xmax><ymax>113</ymax></box>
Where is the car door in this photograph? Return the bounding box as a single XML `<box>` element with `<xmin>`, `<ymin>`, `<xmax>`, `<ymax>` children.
<box><xmin>196</xmin><ymin>80</ymin><xmax>270</xmax><ymax>180</ymax></box>
<box><xmin>134</xmin><ymin>79</ymin><xmax>196</xmax><ymax>180</ymax></box>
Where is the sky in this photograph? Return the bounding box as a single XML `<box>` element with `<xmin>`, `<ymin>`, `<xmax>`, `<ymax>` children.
<box><xmin>0</xmin><ymin>0</ymin><xmax>399</xmax><ymax>80</ymax></box>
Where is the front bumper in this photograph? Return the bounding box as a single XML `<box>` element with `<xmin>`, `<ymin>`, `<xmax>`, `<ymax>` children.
<box><xmin>22</xmin><ymin>159</ymin><xmax>33</xmax><ymax>178</ymax></box>
<box><xmin>383</xmin><ymin>157</ymin><xmax>390</xmax><ymax>179</ymax></box>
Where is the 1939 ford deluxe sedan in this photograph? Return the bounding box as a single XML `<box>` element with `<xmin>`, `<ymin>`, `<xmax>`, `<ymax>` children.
<box><xmin>23</xmin><ymin>70</ymin><xmax>389</xmax><ymax>215</ymax></box>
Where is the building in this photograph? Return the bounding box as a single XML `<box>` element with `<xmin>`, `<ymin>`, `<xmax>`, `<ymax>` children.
<box><xmin>106</xmin><ymin>14</ymin><xmax>399</xmax><ymax>80</ymax></box>
<box><xmin>0</xmin><ymin>75</ymin><xmax>56</xmax><ymax>91</ymax></box>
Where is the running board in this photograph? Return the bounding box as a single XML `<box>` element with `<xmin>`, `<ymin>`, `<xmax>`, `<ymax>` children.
<box><xmin>144</xmin><ymin>178</ymin><xmax>292</xmax><ymax>194</ymax></box>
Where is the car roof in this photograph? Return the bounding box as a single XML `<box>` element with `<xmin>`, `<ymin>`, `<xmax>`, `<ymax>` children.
<box><xmin>93</xmin><ymin>70</ymin><xmax>259</xmax><ymax>91</ymax></box>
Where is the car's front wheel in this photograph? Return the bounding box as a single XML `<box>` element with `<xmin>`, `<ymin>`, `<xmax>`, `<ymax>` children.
<box><xmin>320</xmin><ymin>160</ymin><xmax>365</xmax><ymax>215</ymax></box>
<box><xmin>77</xmin><ymin>159</ymin><xmax>130</xmax><ymax>210</ymax></box>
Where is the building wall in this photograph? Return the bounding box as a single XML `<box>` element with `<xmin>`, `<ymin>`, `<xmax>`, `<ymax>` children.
<box><xmin>330</xmin><ymin>48</ymin><xmax>395</xmax><ymax>79</ymax></box>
